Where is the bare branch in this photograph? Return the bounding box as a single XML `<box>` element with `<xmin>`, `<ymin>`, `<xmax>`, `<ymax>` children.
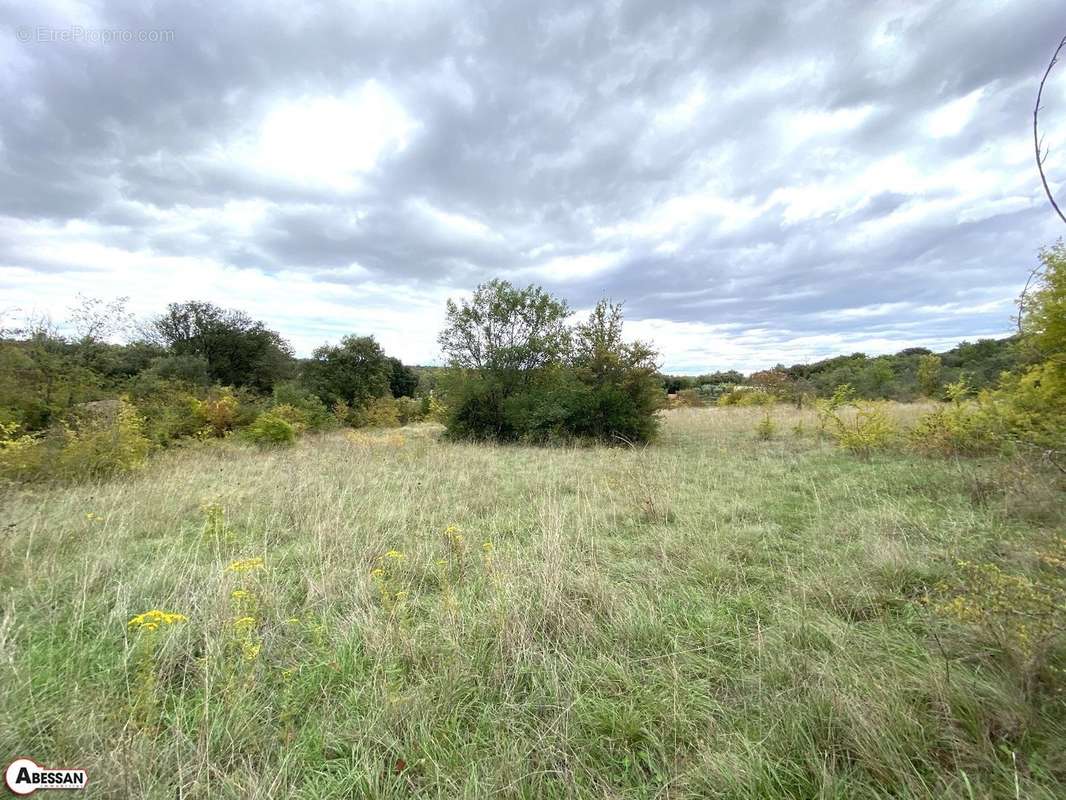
<box><xmin>1034</xmin><ymin>35</ymin><xmax>1066</xmax><ymax>225</ymax></box>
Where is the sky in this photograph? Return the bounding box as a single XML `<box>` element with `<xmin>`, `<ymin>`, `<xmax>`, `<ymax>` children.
<box><xmin>1</xmin><ymin>0</ymin><xmax>1065</xmax><ymax>373</ymax></box>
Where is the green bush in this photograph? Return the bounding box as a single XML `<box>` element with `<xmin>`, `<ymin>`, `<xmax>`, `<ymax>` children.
<box><xmin>717</xmin><ymin>388</ymin><xmax>775</xmax><ymax>407</ymax></box>
<box><xmin>755</xmin><ymin>413</ymin><xmax>775</xmax><ymax>440</ymax></box>
<box><xmin>271</xmin><ymin>381</ymin><xmax>334</xmax><ymax>431</ymax></box>
<box><xmin>1</xmin><ymin>398</ymin><xmax>151</xmax><ymax>482</ymax></box>
<box><xmin>395</xmin><ymin>396</ymin><xmax>426</xmax><ymax>425</ymax></box>
<box><xmin>56</xmin><ymin>399</ymin><xmax>152</xmax><ymax>478</ymax></box>
<box><xmin>244</xmin><ymin>412</ymin><xmax>296</xmax><ymax>446</ymax></box>
<box><xmin>267</xmin><ymin>403</ymin><xmax>310</xmax><ymax>435</ymax></box>
<box><xmin>356</xmin><ymin>396</ymin><xmax>402</xmax><ymax>428</ymax></box>
<box><xmin>830</xmin><ymin>403</ymin><xmax>896</xmax><ymax>458</ymax></box>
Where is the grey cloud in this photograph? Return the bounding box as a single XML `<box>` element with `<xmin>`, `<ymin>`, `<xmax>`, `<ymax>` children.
<box><xmin>1</xmin><ymin>0</ymin><xmax>1063</xmax><ymax>366</ymax></box>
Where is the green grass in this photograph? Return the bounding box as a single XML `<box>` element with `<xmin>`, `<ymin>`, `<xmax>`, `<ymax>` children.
<box><xmin>1</xmin><ymin>405</ymin><xmax>1064</xmax><ymax>798</ymax></box>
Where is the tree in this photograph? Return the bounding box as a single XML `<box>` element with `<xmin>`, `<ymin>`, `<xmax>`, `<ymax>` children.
<box><xmin>438</xmin><ymin>280</ymin><xmax>571</xmax><ymax>382</ymax></box>
<box><xmin>568</xmin><ymin>300</ymin><xmax>662</xmax><ymax>442</ymax></box>
<box><xmin>302</xmin><ymin>335</ymin><xmax>391</xmax><ymax>408</ymax></box>
<box><xmin>148</xmin><ymin>302</ymin><xmax>294</xmax><ymax>391</ymax></box>
<box><xmin>388</xmin><ymin>357</ymin><xmax>419</xmax><ymax>398</ymax></box>
<box><xmin>917</xmin><ymin>354</ymin><xmax>943</xmax><ymax>398</ymax></box>
<box><xmin>437</xmin><ymin>285</ymin><xmax>661</xmax><ymax>443</ymax></box>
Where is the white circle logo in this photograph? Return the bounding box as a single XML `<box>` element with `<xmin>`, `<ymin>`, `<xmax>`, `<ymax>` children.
<box><xmin>5</xmin><ymin>759</ymin><xmax>88</xmax><ymax>795</ymax></box>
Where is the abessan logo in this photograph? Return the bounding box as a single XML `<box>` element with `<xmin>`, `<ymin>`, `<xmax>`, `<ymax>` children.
<box><xmin>4</xmin><ymin>759</ymin><xmax>87</xmax><ymax>795</ymax></box>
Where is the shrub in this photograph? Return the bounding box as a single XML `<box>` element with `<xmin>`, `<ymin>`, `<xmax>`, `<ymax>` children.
<box><xmin>4</xmin><ymin>397</ymin><xmax>156</xmax><ymax>482</ymax></box>
<box><xmin>830</xmin><ymin>403</ymin><xmax>896</xmax><ymax>458</ymax></box>
<box><xmin>816</xmin><ymin>387</ymin><xmax>894</xmax><ymax>457</ymax></box>
<box><xmin>755</xmin><ymin>413</ymin><xmax>775</xmax><ymax>440</ymax></box>
<box><xmin>271</xmin><ymin>381</ymin><xmax>334</xmax><ymax>431</ymax></box>
<box><xmin>437</xmin><ymin>286</ymin><xmax>660</xmax><ymax>444</ymax></box>
<box><xmin>135</xmin><ymin>390</ymin><xmax>207</xmax><ymax>446</ymax></box>
<box><xmin>0</xmin><ymin>422</ymin><xmax>46</xmax><ymax>481</ymax></box>
<box><xmin>718</xmin><ymin>387</ymin><xmax>775</xmax><ymax>406</ymax></box>
<box><xmin>421</xmin><ymin>393</ymin><xmax>447</xmax><ymax>423</ymax></box>
<box><xmin>197</xmin><ymin>389</ymin><xmax>240</xmax><ymax>437</ymax></box>
<box><xmin>244</xmin><ymin>412</ymin><xmax>296</xmax><ymax>446</ymax></box>
<box><xmin>911</xmin><ymin>400</ymin><xmax>1001</xmax><ymax>457</ymax></box>
<box><xmin>356</xmin><ymin>396</ymin><xmax>402</xmax><ymax>428</ymax></box>
<box><xmin>267</xmin><ymin>403</ymin><xmax>310</xmax><ymax>435</ymax></box>
<box><xmin>392</xmin><ymin>396</ymin><xmax>423</xmax><ymax>425</ymax></box>
<box><xmin>54</xmin><ymin>398</ymin><xmax>152</xmax><ymax>479</ymax></box>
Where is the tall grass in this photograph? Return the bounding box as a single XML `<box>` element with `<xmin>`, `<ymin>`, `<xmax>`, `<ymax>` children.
<box><xmin>1</xmin><ymin>406</ymin><xmax>1063</xmax><ymax>798</ymax></box>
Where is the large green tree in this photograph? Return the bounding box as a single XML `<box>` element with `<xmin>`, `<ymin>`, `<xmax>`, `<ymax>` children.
<box><xmin>438</xmin><ymin>280</ymin><xmax>571</xmax><ymax>382</ymax></box>
<box><xmin>388</xmin><ymin>357</ymin><xmax>419</xmax><ymax>398</ymax></box>
<box><xmin>303</xmin><ymin>335</ymin><xmax>391</xmax><ymax>408</ymax></box>
<box><xmin>149</xmin><ymin>302</ymin><xmax>294</xmax><ymax>391</ymax></box>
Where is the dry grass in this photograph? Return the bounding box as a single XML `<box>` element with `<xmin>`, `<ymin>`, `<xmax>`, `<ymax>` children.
<box><xmin>0</xmin><ymin>406</ymin><xmax>1063</xmax><ymax>798</ymax></box>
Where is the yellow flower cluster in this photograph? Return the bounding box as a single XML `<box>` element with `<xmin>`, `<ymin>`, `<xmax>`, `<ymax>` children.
<box><xmin>128</xmin><ymin>609</ymin><xmax>187</xmax><ymax>632</ymax></box>
<box><xmin>225</xmin><ymin>557</ymin><xmax>265</xmax><ymax>573</ymax></box>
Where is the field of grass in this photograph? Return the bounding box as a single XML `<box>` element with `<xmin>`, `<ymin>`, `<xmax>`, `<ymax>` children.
<box><xmin>1</xmin><ymin>405</ymin><xmax>1064</xmax><ymax>798</ymax></box>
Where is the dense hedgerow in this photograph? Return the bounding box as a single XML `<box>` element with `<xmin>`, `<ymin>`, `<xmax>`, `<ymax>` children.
<box><xmin>437</xmin><ymin>282</ymin><xmax>662</xmax><ymax>444</ymax></box>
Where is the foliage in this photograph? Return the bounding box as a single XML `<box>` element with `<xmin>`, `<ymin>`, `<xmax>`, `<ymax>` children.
<box><xmin>1</xmin><ymin>398</ymin><xmax>151</xmax><ymax>481</ymax></box>
<box><xmin>717</xmin><ymin>387</ymin><xmax>775</xmax><ymax>406</ymax></box>
<box><xmin>439</xmin><ymin>291</ymin><xmax>661</xmax><ymax>443</ymax></box>
<box><xmin>388</xmin><ymin>357</ymin><xmax>419</xmax><ymax>398</ymax></box>
<box><xmin>271</xmin><ymin>381</ymin><xmax>334</xmax><ymax>431</ymax></box>
<box><xmin>244</xmin><ymin>412</ymin><xmax>296</xmax><ymax>446</ymax></box>
<box><xmin>910</xmin><ymin>401</ymin><xmax>1000</xmax><ymax>457</ymax></box>
<box><xmin>148</xmin><ymin>301</ymin><xmax>294</xmax><ymax>391</ymax></box>
<box><xmin>755</xmin><ymin>412</ymin><xmax>775</xmax><ymax>440</ymax></box>
<box><xmin>438</xmin><ymin>279</ymin><xmax>571</xmax><ymax>378</ymax></box>
<box><xmin>355</xmin><ymin>396</ymin><xmax>403</xmax><ymax>428</ymax></box>
<box><xmin>302</xmin><ymin>335</ymin><xmax>391</xmax><ymax>409</ymax></box>
<box><xmin>816</xmin><ymin>386</ymin><xmax>895</xmax><ymax>458</ymax></box>
<box><xmin>916</xmin><ymin>354</ymin><xmax>942</xmax><ymax>398</ymax></box>
<box><xmin>930</xmin><ymin>543</ymin><xmax>1066</xmax><ymax>684</ymax></box>
<box><xmin>197</xmin><ymin>389</ymin><xmax>241</xmax><ymax>437</ymax></box>
<box><xmin>664</xmin><ymin>338</ymin><xmax>1020</xmax><ymax>403</ymax></box>
<box><xmin>830</xmin><ymin>403</ymin><xmax>896</xmax><ymax>458</ymax></box>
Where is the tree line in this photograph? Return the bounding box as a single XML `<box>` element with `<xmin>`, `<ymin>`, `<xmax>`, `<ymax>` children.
<box><xmin>660</xmin><ymin>336</ymin><xmax>1020</xmax><ymax>405</ymax></box>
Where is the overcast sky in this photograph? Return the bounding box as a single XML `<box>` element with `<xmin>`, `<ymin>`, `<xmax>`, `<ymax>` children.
<box><xmin>2</xmin><ymin>1</ymin><xmax>1065</xmax><ymax>372</ymax></box>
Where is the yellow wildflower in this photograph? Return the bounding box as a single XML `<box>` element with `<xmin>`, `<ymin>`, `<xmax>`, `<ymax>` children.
<box><xmin>128</xmin><ymin>609</ymin><xmax>188</xmax><ymax>630</ymax></box>
<box><xmin>385</xmin><ymin>550</ymin><xmax>405</xmax><ymax>561</ymax></box>
<box><xmin>233</xmin><ymin>616</ymin><xmax>256</xmax><ymax>631</ymax></box>
<box><xmin>225</xmin><ymin>557</ymin><xmax>265</xmax><ymax>573</ymax></box>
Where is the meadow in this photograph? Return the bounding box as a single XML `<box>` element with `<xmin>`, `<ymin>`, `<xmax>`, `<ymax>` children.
<box><xmin>1</xmin><ymin>404</ymin><xmax>1064</xmax><ymax>799</ymax></box>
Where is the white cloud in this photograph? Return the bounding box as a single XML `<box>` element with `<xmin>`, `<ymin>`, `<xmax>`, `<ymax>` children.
<box><xmin>225</xmin><ymin>82</ymin><xmax>420</xmax><ymax>190</ymax></box>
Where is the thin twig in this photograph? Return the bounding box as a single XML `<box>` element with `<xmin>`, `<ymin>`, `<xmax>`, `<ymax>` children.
<box><xmin>1034</xmin><ymin>36</ymin><xmax>1066</xmax><ymax>225</ymax></box>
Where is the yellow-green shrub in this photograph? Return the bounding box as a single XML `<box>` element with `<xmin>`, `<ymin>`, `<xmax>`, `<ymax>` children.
<box><xmin>830</xmin><ymin>403</ymin><xmax>895</xmax><ymax>457</ymax></box>
<box><xmin>0</xmin><ymin>422</ymin><xmax>45</xmax><ymax>481</ymax></box>
<box><xmin>55</xmin><ymin>399</ymin><xmax>151</xmax><ymax>479</ymax></box>
<box><xmin>816</xmin><ymin>387</ymin><xmax>895</xmax><ymax>457</ymax></box>
<box><xmin>755</xmin><ymin>413</ymin><xmax>775</xmax><ymax>440</ymax></box>
<box><xmin>911</xmin><ymin>399</ymin><xmax>1000</xmax><ymax>457</ymax></box>
<box><xmin>244</xmin><ymin>412</ymin><xmax>296</xmax><ymax>446</ymax></box>
<box><xmin>197</xmin><ymin>389</ymin><xmax>240</xmax><ymax>437</ymax></box>
<box><xmin>718</xmin><ymin>388</ymin><xmax>775</xmax><ymax>407</ymax></box>
<box><xmin>355</xmin><ymin>396</ymin><xmax>402</xmax><ymax>428</ymax></box>
<box><xmin>267</xmin><ymin>403</ymin><xmax>309</xmax><ymax>435</ymax></box>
